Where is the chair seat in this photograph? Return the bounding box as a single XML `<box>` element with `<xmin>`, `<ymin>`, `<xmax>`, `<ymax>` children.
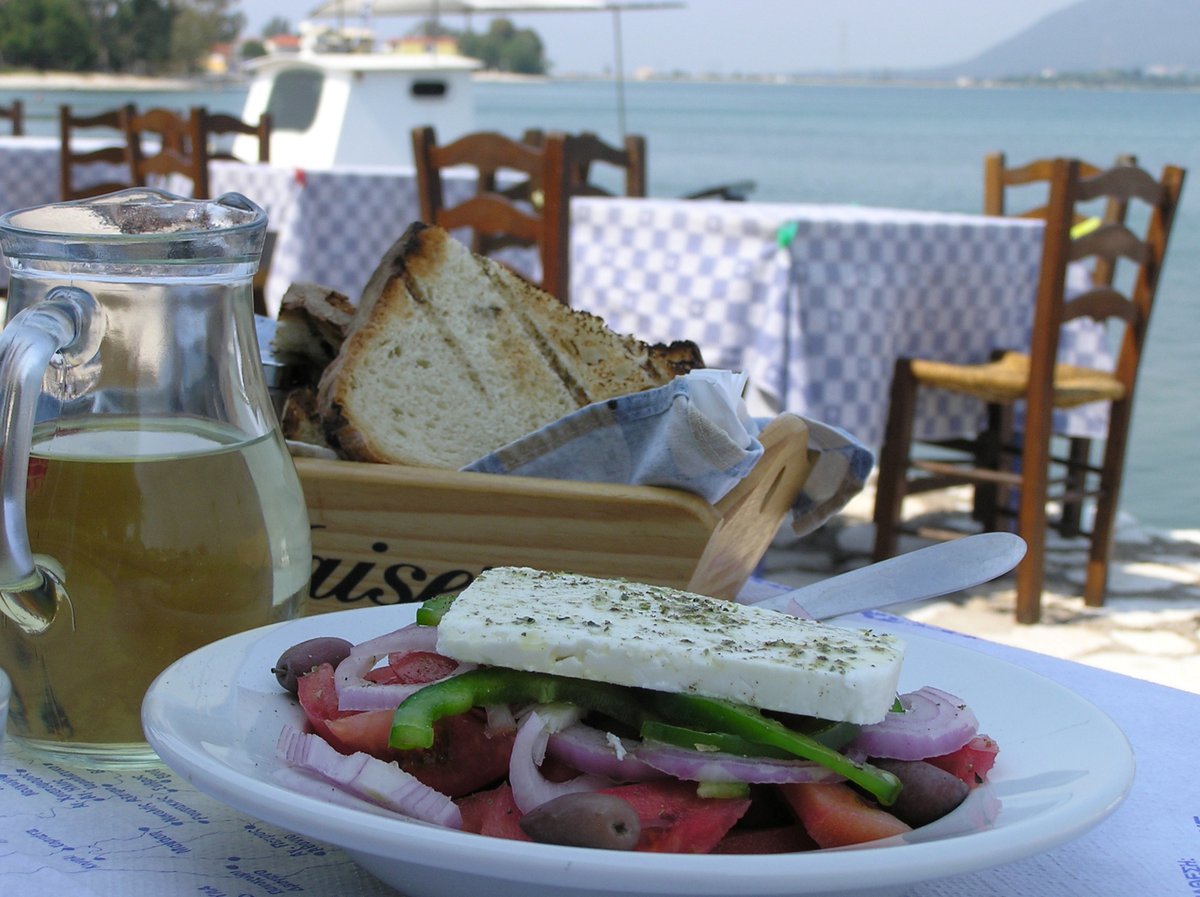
<box><xmin>910</xmin><ymin>349</ymin><xmax>1126</xmax><ymax>408</ymax></box>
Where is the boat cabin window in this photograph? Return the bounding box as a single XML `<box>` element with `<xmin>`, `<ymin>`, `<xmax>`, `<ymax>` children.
<box><xmin>412</xmin><ymin>80</ymin><xmax>448</xmax><ymax>98</ymax></box>
<box><xmin>266</xmin><ymin>70</ymin><xmax>323</xmax><ymax>131</ymax></box>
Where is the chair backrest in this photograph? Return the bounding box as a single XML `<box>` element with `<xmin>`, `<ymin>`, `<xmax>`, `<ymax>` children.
<box><xmin>1</xmin><ymin>100</ymin><xmax>24</xmax><ymax>136</ymax></box>
<box><xmin>201</xmin><ymin>110</ymin><xmax>271</xmax><ymax>163</ymax></box>
<box><xmin>1025</xmin><ymin>158</ymin><xmax>1184</xmax><ymax>427</ymax></box>
<box><xmin>411</xmin><ymin>125</ymin><xmax>571</xmax><ymax>302</ymax></box>
<box><xmin>59</xmin><ymin>104</ymin><xmax>138</xmax><ymax>201</ymax></box>
<box><xmin>522</xmin><ymin>128</ymin><xmax>647</xmax><ymax>199</ymax></box>
<box><xmin>563</xmin><ymin>131</ymin><xmax>647</xmax><ymax>198</ymax></box>
<box><xmin>127</xmin><ymin>106</ymin><xmax>209</xmax><ymax>198</ymax></box>
<box><xmin>985</xmin><ymin>151</ymin><xmax>1137</xmax><ymax>286</ymax></box>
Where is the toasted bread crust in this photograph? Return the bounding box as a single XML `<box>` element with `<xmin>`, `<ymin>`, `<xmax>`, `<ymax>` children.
<box><xmin>316</xmin><ymin>223</ymin><xmax>704</xmax><ymax>468</ymax></box>
<box><xmin>271</xmin><ymin>282</ymin><xmax>356</xmax><ymax>380</ymax></box>
<box><xmin>279</xmin><ymin>385</ymin><xmax>332</xmax><ymax>448</ymax></box>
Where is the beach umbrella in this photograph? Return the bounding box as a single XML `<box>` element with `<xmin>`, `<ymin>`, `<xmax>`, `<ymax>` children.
<box><xmin>307</xmin><ymin>0</ymin><xmax>685</xmax><ymax>135</ymax></box>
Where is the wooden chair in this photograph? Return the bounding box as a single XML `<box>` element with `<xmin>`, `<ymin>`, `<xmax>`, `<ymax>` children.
<box><xmin>1</xmin><ymin>99</ymin><xmax>24</xmax><ymax>135</ymax></box>
<box><xmin>986</xmin><ymin>151</ymin><xmax>1137</xmax><ymax>284</ymax></box>
<box><xmin>984</xmin><ymin>151</ymin><xmax>1137</xmax><ymax>536</ymax></box>
<box><xmin>566</xmin><ymin>131</ymin><xmax>647</xmax><ymax>198</ymax></box>
<box><xmin>871</xmin><ymin>158</ymin><xmax>1186</xmax><ymax>623</ymax></box>
<box><xmin>200</xmin><ymin>110</ymin><xmax>272</xmax><ymax>163</ymax></box>
<box><xmin>411</xmin><ymin>125</ymin><xmax>571</xmax><ymax>302</ymax></box>
<box><xmin>127</xmin><ymin>106</ymin><xmax>209</xmax><ymax>199</ymax></box>
<box><xmin>528</xmin><ymin>128</ymin><xmax>753</xmax><ymax>201</ymax></box>
<box><xmin>523</xmin><ymin>128</ymin><xmax>647</xmax><ymax>199</ymax></box>
<box><xmin>59</xmin><ymin>104</ymin><xmax>139</xmax><ymax>201</ymax></box>
<box><xmin>196</xmin><ymin>110</ymin><xmax>274</xmax><ymax>311</ymax></box>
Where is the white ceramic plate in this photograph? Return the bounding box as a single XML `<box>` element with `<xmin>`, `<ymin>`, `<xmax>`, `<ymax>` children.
<box><xmin>142</xmin><ymin>606</ymin><xmax>1132</xmax><ymax>897</ymax></box>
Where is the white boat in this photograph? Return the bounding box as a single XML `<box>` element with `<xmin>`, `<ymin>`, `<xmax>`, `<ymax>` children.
<box><xmin>235</xmin><ymin>33</ymin><xmax>479</xmax><ymax>169</ymax></box>
<box><xmin>236</xmin><ymin>1</ymin><xmax>680</xmax><ymax>169</ymax></box>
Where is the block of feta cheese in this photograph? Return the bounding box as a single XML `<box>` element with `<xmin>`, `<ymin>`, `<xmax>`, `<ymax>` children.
<box><xmin>434</xmin><ymin>566</ymin><xmax>905</xmax><ymax>725</ymax></box>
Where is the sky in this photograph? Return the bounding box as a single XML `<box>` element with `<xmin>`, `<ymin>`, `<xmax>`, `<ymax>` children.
<box><xmin>235</xmin><ymin>0</ymin><xmax>1083</xmax><ymax>76</ymax></box>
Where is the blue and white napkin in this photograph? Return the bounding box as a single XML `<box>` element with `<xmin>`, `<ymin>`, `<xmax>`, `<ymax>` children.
<box><xmin>464</xmin><ymin>370</ymin><xmax>874</xmax><ymax>537</ymax></box>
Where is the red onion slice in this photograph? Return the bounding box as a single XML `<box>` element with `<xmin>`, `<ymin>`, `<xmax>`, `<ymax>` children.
<box><xmin>547</xmin><ymin>723</ymin><xmax>666</xmax><ymax>782</ymax></box>
<box><xmin>334</xmin><ymin>624</ymin><xmax>470</xmax><ymax>711</ymax></box>
<box><xmin>276</xmin><ymin>725</ymin><xmax>462</xmax><ymax>828</ymax></box>
<box><xmin>851</xmin><ymin>686</ymin><xmax>979</xmax><ymax>761</ymax></box>
<box><xmin>350</xmin><ymin>623</ymin><xmax>440</xmax><ymax>659</ymax></box>
<box><xmin>634</xmin><ymin>740</ymin><xmax>847</xmax><ymax>785</ymax></box>
<box><xmin>334</xmin><ymin>654</ymin><xmax>427</xmax><ymax>711</ymax></box>
<box><xmin>509</xmin><ymin>710</ymin><xmax>608</xmax><ymax>814</ymax></box>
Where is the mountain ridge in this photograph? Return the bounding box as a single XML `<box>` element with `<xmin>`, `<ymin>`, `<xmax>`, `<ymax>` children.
<box><xmin>915</xmin><ymin>0</ymin><xmax>1200</xmax><ymax>80</ymax></box>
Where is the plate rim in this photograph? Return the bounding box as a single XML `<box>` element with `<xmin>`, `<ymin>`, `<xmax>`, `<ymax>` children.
<box><xmin>142</xmin><ymin>605</ymin><xmax>1134</xmax><ymax>895</ymax></box>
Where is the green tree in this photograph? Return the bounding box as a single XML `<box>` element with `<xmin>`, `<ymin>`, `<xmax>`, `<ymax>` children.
<box><xmin>0</xmin><ymin>0</ymin><xmax>99</xmax><ymax>72</ymax></box>
<box><xmin>262</xmin><ymin>16</ymin><xmax>292</xmax><ymax>39</ymax></box>
<box><xmin>76</xmin><ymin>0</ymin><xmax>174</xmax><ymax>73</ymax></box>
<box><xmin>242</xmin><ymin>38</ymin><xmax>267</xmax><ymax>60</ymax></box>
<box><xmin>499</xmin><ymin>28</ymin><xmax>544</xmax><ymax>75</ymax></box>
<box><xmin>457</xmin><ymin>17</ymin><xmax>546</xmax><ymax>75</ymax></box>
<box><xmin>167</xmin><ymin>0</ymin><xmax>245</xmax><ymax>74</ymax></box>
<box><xmin>114</xmin><ymin>0</ymin><xmax>175</xmax><ymax>73</ymax></box>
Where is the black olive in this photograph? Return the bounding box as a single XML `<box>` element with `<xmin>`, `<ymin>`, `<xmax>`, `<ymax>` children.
<box><xmin>271</xmin><ymin>637</ymin><xmax>354</xmax><ymax>694</ymax></box>
<box><xmin>519</xmin><ymin>792</ymin><xmax>641</xmax><ymax>850</ymax></box>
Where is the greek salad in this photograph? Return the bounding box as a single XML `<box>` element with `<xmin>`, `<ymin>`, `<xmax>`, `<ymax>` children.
<box><xmin>272</xmin><ymin>571</ymin><xmax>999</xmax><ymax>854</ymax></box>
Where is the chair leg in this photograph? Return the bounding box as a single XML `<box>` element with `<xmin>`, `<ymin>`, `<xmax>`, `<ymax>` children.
<box><xmin>1085</xmin><ymin>400</ymin><xmax>1132</xmax><ymax>607</ymax></box>
<box><xmin>971</xmin><ymin>402</ymin><xmax>1005</xmax><ymax>529</ymax></box>
<box><xmin>1014</xmin><ymin>406</ymin><xmax>1053</xmax><ymax>624</ymax></box>
<box><xmin>1058</xmin><ymin>437</ymin><xmax>1091</xmax><ymax>537</ymax></box>
<box><xmin>872</xmin><ymin>360</ymin><xmax>918</xmax><ymax>561</ymax></box>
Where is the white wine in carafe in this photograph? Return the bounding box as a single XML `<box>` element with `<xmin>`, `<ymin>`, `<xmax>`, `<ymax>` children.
<box><xmin>0</xmin><ymin>417</ymin><xmax>310</xmax><ymax>759</ymax></box>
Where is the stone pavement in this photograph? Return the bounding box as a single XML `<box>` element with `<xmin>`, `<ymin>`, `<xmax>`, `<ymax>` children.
<box><xmin>762</xmin><ymin>483</ymin><xmax>1200</xmax><ymax>695</ymax></box>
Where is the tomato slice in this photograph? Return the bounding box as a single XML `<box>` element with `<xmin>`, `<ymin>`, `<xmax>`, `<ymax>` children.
<box><xmin>388</xmin><ymin>650</ymin><xmax>461</xmax><ymax>684</ymax></box>
<box><xmin>296</xmin><ymin>663</ymin><xmax>356</xmax><ymax>751</ymax></box>
<box><xmin>712</xmin><ymin>824</ymin><xmax>818</xmax><ymax>854</ymax></box>
<box><xmin>456</xmin><ymin>779</ymin><xmax>751</xmax><ymax>851</ymax></box>
<box><xmin>926</xmin><ymin>734</ymin><xmax>1000</xmax><ymax>787</ymax></box>
<box><xmin>601</xmin><ymin>780</ymin><xmax>751</xmax><ymax>854</ymax></box>
<box><xmin>394</xmin><ymin>711</ymin><xmax>515</xmax><ymax>797</ymax></box>
<box><xmin>779</xmin><ymin>782</ymin><xmax>911</xmax><ymax>848</ymax></box>
<box><xmin>457</xmin><ymin>783</ymin><xmax>531</xmax><ymax>841</ymax></box>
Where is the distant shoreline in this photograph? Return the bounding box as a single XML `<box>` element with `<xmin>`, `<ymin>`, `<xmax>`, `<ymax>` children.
<box><xmin>3</xmin><ymin>68</ymin><xmax>1196</xmax><ymax>94</ymax></box>
<box><xmin>0</xmin><ymin>72</ymin><xmax>215</xmax><ymax>91</ymax></box>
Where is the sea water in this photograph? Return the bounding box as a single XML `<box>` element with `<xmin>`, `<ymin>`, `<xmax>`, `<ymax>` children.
<box><xmin>4</xmin><ymin>78</ymin><xmax>1196</xmax><ymax>531</ymax></box>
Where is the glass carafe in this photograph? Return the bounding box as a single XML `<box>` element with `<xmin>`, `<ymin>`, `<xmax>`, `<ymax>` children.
<box><xmin>0</xmin><ymin>188</ymin><xmax>311</xmax><ymax>767</ymax></box>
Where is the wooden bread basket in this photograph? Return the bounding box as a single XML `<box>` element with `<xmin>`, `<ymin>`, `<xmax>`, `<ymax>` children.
<box><xmin>293</xmin><ymin>413</ymin><xmax>812</xmax><ymax>614</ymax></box>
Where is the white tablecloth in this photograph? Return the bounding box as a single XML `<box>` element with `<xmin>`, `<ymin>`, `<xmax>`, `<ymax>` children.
<box><xmin>0</xmin><ymin>148</ymin><xmax>1113</xmax><ymax>446</ymax></box>
<box><xmin>0</xmin><ymin>604</ymin><xmax>1193</xmax><ymax>897</ymax></box>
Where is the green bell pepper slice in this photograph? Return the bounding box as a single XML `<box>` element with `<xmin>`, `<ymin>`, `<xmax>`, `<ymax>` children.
<box><xmin>388</xmin><ymin>665</ymin><xmax>900</xmax><ymax>806</ymax></box>
<box><xmin>647</xmin><ymin>692</ymin><xmax>902</xmax><ymax>806</ymax></box>
<box><xmin>389</xmin><ymin>667</ymin><xmax>648</xmax><ymax>750</ymax></box>
<box><xmin>415</xmin><ymin>592</ymin><xmax>458</xmax><ymax>627</ymax></box>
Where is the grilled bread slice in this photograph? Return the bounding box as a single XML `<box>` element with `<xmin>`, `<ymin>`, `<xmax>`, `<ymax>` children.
<box><xmin>316</xmin><ymin>223</ymin><xmax>704</xmax><ymax>468</ymax></box>
<box><xmin>271</xmin><ymin>281</ymin><xmax>356</xmax><ymax>375</ymax></box>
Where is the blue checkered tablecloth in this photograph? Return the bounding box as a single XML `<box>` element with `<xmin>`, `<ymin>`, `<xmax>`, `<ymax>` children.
<box><xmin>571</xmin><ymin>197</ymin><xmax>1113</xmax><ymax>446</ymax></box>
<box><xmin>0</xmin><ymin>136</ymin><xmax>67</xmax><ymax>214</ymax></box>
<box><xmin>0</xmin><ymin>143</ymin><xmax>1114</xmax><ymax>446</ymax></box>
<box><xmin>207</xmin><ymin>161</ymin><xmax>479</xmax><ymax>314</ymax></box>
<box><xmin>0</xmin><ymin>134</ymin><xmax>132</xmax><ymax>213</ymax></box>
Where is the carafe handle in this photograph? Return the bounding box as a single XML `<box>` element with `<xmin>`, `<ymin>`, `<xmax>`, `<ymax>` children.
<box><xmin>0</xmin><ymin>287</ymin><xmax>100</xmax><ymax>634</ymax></box>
